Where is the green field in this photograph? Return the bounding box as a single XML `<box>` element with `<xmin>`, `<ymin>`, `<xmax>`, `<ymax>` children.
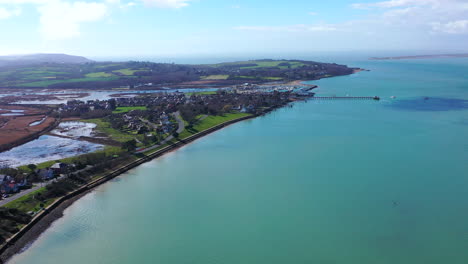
<box><xmin>83</xmin><ymin>118</ymin><xmax>140</xmax><ymax>142</ymax></box>
<box><xmin>3</xmin><ymin>187</ymin><xmax>57</xmax><ymax>213</ymax></box>
<box><xmin>0</xmin><ymin>59</ymin><xmax>320</xmax><ymax>89</ymax></box>
<box><xmin>235</xmin><ymin>76</ymin><xmax>283</xmax><ymax>80</ymax></box>
<box><xmin>113</xmin><ymin>106</ymin><xmax>148</xmax><ymax>114</ymax></box>
<box><xmin>201</xmin><ymin>75</ymin><xmax>229</xmax><ymax>80</ymax></box>
<box><xmin>213</xmin><ymin>60</ymin><xmax>306</xmax><ymax>69</ymax></box>
<box><xmin>185</xmin><ymin>91</ymin><xmax>217</xmax><ymax>96</ymax></box>
<box><xmin>178</xmin><ymin>112</ymin><xmax>251</xmax><ymax>139</ymax></box>
<box><xmin>85</xmin><ymin>72</ymin><xmax>113</xmax><ymax>78</ymax></box>
<box><xmin>113</xmin><ymin>69</ymin><xmax>139</xmax><ymax>75</ymax></box>
<box><xmin>21</xmin><ymin>77</ymin><xmax>119</xmax><ymax>87</ymax></box>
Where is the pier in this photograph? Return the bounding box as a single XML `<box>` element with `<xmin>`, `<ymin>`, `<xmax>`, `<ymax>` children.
<box><xmin>309</xmin><ymin>96</ymin><xmax>380</xmax><ymax>101</ymax></box>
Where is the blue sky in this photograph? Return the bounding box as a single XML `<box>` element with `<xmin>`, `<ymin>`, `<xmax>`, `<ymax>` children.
<box><xmin>0</xmin><ymin>0</ymin><xmax>467</xmax><ymax>58</ymax></box>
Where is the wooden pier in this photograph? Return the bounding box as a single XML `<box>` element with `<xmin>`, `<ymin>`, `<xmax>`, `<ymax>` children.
<box><xmin>309</xmin><ymin>96</ymin><xmax>380</xmax><ymax>101</ymax></box>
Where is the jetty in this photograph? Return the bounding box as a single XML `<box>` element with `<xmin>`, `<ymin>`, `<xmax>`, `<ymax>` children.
<box><xmin>309</xmin><ymin>96</ymin><xmax>380</xmax><ymax>100</ymax></box>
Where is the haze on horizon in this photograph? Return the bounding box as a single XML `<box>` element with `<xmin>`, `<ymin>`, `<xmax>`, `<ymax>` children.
<box><xmin>0</xmin><ymin>0</ymin><xmax>468</xmax><ymax>58</ymax></box>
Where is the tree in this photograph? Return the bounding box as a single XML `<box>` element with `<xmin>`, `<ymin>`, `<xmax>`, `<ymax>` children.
<box><xmin>108</xmin><ymin>98</ymin><xmax>117</xmax><ymax>110</ymax></box>
<box><xmin>27</xmin><ymin>164</ymin><xmax>37</xmax><ymax>172</ymax></box>
<box><xmin>122</xmin><ymin>139</ymin><xmax>137</xmax><ymax>151</ymax></box>
<box><xmin>222</xmin><ymin>104</ymin><xmax>233</xmax><ymax>113</ymax></box>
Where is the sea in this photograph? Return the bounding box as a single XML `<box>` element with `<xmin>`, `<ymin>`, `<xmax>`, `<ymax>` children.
<box><xmin>7</xmin><ymin>56</ymin><xmax>468</xmax><ymax>264</ymax></box>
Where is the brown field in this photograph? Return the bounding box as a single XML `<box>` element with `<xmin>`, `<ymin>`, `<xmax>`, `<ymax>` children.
<box><xmin>0</xmin><ymin>105</ymin><xmax>56</xmax><ymax>149</ymax></box>
<box><xmin>0</xmin><ymin>105</ymin><xmax>45</xmax><ymax>115</ymax></box>
<box><xmin>0</xmin><ymin>93</ymin><xmax>89</xmax><ymax>104</ymax></box>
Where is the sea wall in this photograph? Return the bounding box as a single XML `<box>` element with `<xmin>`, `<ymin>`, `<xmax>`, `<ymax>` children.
<box><xmin>0</xmin><ymin>113</ymin><xmax>259</xmax><ymax>263</ymax></box>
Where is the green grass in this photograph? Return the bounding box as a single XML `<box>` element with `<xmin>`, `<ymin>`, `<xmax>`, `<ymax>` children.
<box><xmin>241</xmin><ymin>61</ymin><xmax>305</xmax><ymax>69</ymax></box>
<box><xmin>82</xmin><ymin>118</ymin><xmax>137</xmax><ymax>142</ymax></box>
<box><xmin>3</xmin><ymin>188</ymin><xmax>56</xmax><ymax>212</ymax></box>
<box><xmin>18</xmin><ymin>146</ymin><xmax>123</xmax><ymax>171</ymax></box>
<box><xmin>178</xmin><ymin>112</ymin><xmax>251</xmax><ymax>139</ymax></box>
<box><xmin>112</xmin><ymin>106</ymin><xmax>148</xmax><ymax>114</ymax></box>
<box><xmin>235</xmin><ymin>76</ymin><xmax>283</xmax><ymax>80</ymax></box>
<box><xmin>85</xmin><ymin>72</ymin><xmax>113</xmax><ymax>78</ymax></box>
<box><xmin>201</xmin><ymin>75</ymin><xmax>229</xmax><ymax>80</ymax></box>
<box><xmin>21</xmin><ymin>77</ymin><xmax>119</xmax><ymax>87</ymax></box>
<box><xmin>262</xmin><ymin>76</ymin><xmax>284</xmax><ymax>80</ymax></box>
<box><xmin>212</xmin><ymin>60</ymin><xmax>306</xmax><ymax>70</ymax></box>
<box><xmin>95</xmin><ymin>63</ymin><xmax>121</xmax><ymax>68</ymax></box>
<box><xmin>185</xmin><ymin>91</ymin><xmax>217</xmax><ymax>96</ymax></box>
<box><xmin>113</xmin><ymin>69</ymin><xmax>139</xmax><ymax>75</ymax></box>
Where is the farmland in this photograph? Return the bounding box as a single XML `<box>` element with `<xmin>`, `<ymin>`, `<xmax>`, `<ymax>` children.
<box><xmin>0</xmin><ymin>58</ymin><xmax>357</xmax><ymax>89</ymax></box>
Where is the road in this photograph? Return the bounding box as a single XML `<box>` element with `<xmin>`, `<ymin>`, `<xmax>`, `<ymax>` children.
<box><xmin>0</xmin><ymin>177</ymin><xmax>62</xmax><ymax>207</ymax></box>
<box><xmin>136</xmin><ymin>111</ymin><xmax>185</xmax><ymax>154</ymax></box>
<box><xmin>1</xmin><ymin>113</ymin><xmax>184</xmax><ymax>207</ymax></box>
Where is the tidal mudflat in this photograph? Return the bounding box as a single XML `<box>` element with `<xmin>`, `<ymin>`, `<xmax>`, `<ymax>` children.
<box><xmin>51</xmin><ymin>122</ymin><xmax>97</xmax><ymax>138</ymax></box>
<box><xmin>0</xmin><ymin>135</ymin><xmax>103</xmax><ymax>167</ymax></box>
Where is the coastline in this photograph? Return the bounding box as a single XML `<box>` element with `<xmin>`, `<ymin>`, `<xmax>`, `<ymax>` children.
<box><xmin>0</xmin><ymin>72</ymin><xmax>355</xmax><ymax>262</ymax></box>
<box><xmin>0</xmin><ymin>112</ymin><xmax>263</xmax><ymax>263</ymax></box>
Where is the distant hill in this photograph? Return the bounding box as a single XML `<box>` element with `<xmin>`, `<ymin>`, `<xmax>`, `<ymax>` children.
<box><xmin>0</xmin><ymin>53</ymin><xmax>93</xmax><ymax>66</ymax></box>
<box><xmin>0</xmin><ymin>59</ymin><xmax>357</xmax><ymax>89</ymax></box>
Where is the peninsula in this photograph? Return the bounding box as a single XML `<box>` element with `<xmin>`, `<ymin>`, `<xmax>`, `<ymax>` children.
<box><xmin>0</xmin><ymin>55</ymin><xmax>358</xmax><ymax>90</ymax></box>
<box><xmin>0</xmin><ymin>56</ymin><xmax>362</xmax><ymax>262</ymax></box>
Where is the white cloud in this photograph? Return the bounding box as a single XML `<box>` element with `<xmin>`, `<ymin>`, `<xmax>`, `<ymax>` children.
<box><xmin>431</xmin><ymin>20</ymin><xmax>468</xmax><ymax>34</ymax></box>
<box><xmin>37</xmin><ymin>1</ymin><xmax>108</xmax><ymax>40</ymax></box>
<box><xmin>234</xmin><ymin>24</ymin><xmax>336</xmax><ymax>32</ymax></box>
<box><xmin>0</xmin><ymin>0</ymin><xmax>108</xmax><ymax>39</ymax></box>
<box><xmin>0</xmin><ymin>7</ymin><xmax>20</xmax><ymax>19</ymax></box>
<box><xmin>0</xmin><ymin>0</ymin><xmax>48</xmax><ymax>4</ymax></box>
<box><xmin>0</xmin><ymin>0</ymin><xmax>192</xmax><ymax>41</ymax></box>
<box><xmin>350</xmin><ymin>0</ymin><xmax>468</xmax><ymax>34</ymax></box>
<box><xmin>308</xmin><ymin>11</ymin><xmax>318</xmax><ymax>16</ymax></box>
<box><xmin>351</xmin><ymin>0</ymin><xmax>433</xmax><ymax>9</ymax></box>
<box><xmin>141</xmin><ymin>0</ymin><xmax>191</xmax><ymax>8</ymax></box>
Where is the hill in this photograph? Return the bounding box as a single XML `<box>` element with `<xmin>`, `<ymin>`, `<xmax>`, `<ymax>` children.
<box><xmin>0</xmin><ymin>59</ymin><xmax>357</xmax><ymax>89</ymax></box>
<box><xmin>0</xmin><ymin>54</ymin><xmax>93</xmax><ymax>67</ymax></box>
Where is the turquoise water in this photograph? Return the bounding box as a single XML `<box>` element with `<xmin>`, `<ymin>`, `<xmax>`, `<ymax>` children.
<box><xmin>8</xmin><ymin>58</ymin><xmax>468</xmax><ymax>264</ymax></box>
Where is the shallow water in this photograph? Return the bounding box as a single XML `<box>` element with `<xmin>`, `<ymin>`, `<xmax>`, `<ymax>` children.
<box><xmin>7</xmin><ymin>58</ymin><xmax>468</xmax><ymax>264</ymax></box>
<box><xmin>0</xmin><ymin>113</ymin><xmax>24</xmax><ymax>116</ymax></box>
<box><xmin>9</xmin><ymin>88</ymin><xmax>220</xmax><ymax>105</ymax></box>
<box><xmin>28</xmin><ymin>116</ymin><xmax>47</xmax><ymax>127</ymax></box>
<box><xmin>51</xmin><ymin>122</ymin><xmax>97</xmax><ymax>138</ymax></box>
<box><xmin>0</xmin><ymin>135</ymin><xmax>103</xmax><ymax>167</ymax></box>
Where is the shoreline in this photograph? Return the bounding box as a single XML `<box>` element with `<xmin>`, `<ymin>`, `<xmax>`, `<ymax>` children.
<box><xmin>0</xmin><ymin>71</ymin><xmax>361</xmax><ymax>262</ymax></box>
<box><xmin>0</xmin><ymin>112</ymin><xmax>263</xmax><ymax>263</ymax></box>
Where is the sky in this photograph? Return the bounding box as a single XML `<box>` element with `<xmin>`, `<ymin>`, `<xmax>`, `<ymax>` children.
<box><xmin>0</xmin><ymin>0</ymin><xmax>467</xmax><ymax>58</ymax></box>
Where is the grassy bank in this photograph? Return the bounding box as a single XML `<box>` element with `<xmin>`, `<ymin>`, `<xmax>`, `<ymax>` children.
<box><xmin>178</xmin><ymin>113</ymin><xmax>251</xmax><ymax>139</ymax></box>
<box><xmin>83</xmin><ymin>118</ymin><xmax>141</xmax><ymax>143</ymax></box>
<box><xmin>3</xmin><ymin>188</ymin><xmax>56</xmax><ymax>213</ymax></box>
<box><xmin>185</xmin><ymin>91</ymin><xmax>217</xmax><ymax>96</ymax></box>
<box><xmin>112</xmin><ymin>106</ymin><xmax>148</xmax><ymax>114</ymax></box>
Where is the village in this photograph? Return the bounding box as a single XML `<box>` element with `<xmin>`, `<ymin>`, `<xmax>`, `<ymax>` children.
<box><xmin>0</xmin><ymin>87</ymin><xmax>312</xmax><ymax>205</ymax></box>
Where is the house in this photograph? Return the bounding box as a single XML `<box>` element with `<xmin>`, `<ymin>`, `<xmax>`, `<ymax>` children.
<box><xmin>0</xmin><ymin>175</ymin><xmax>18</xmax><ymax>194</ymax></box>
<box><xmin>36</xmin><ymin>168</ymin><xmax>54</xmax><ymax>180</ymax></box>
<box><xmin>50</xmin><ymin>163</ymin><xmax>68</xmax><ymax>175</ymax></box>
<box><xmin>0</xmin><ymin>174</ymin><xmax>11</xmax><ymax>184</ymax></box>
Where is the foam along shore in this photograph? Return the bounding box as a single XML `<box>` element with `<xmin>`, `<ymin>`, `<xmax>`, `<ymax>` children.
<box><xmin>0</xmin><ymin>112</ymin><xmax>259</xmax><ymax>263</ymax></box>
